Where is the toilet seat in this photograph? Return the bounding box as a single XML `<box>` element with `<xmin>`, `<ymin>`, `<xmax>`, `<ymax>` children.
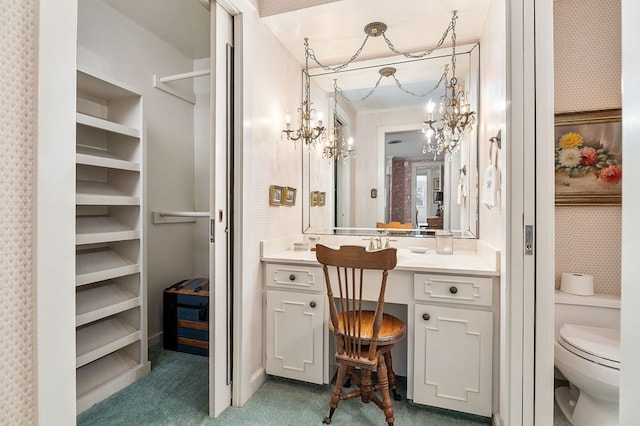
<box><xmin>559</xmin><ymin>324</ymin><xmax>620</xmax><ymax>370</ymax></box>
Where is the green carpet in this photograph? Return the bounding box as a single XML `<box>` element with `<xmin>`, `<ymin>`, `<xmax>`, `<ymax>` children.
<box><xmin>78</xmin><ymin>345</ymin><xmax>492</xmax><ymax>425</ymax></box>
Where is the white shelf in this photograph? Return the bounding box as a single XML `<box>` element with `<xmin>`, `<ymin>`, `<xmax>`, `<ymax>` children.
<box><xmin>76</xmin><ymin>145</ymin><xmax>140</xmax><ymax>172</ymax></box>
<box><xmin>77</xmin><ymin>67</ymin><xmax>140</xmax><ymax>99</ymax></box>
<box><xmin>76</xmin><ymin>317</ymin><xmax>140</xmax><ymax>368</ymax></box>
<box><xmin>74</xmin><ymin>66</ymin><xmax>148</xmax><ymax>412</ymax></box>
<box><xmin>76</xmin><ymin>181</ymin><xmax>140</xmax><ymax>205</ymax></box>
<box><xmin>76</xmin><ymin>282</ymin><xmax>140</xmax><ymax>326</ymax></box>
<box><xmin>76</xmin><ymin>357</ymin><xmax>150</xmax><ymax>414</ymax></box>
<box><xmin>76</xmin><ymin>216</ymin><xmax>140</xmax><ymax>245</ymax></box>
<box><xmin>76</xmin><ymin>112</ymin><xmax>140</xmax><ymax>138</ymax></box>
<box><xmin>76</xmin><ymin>249</ymin><xmax>140</xmax><ymax>286</ymax></box>
<box><xmin>76</xmin><ymin>350</ymin><xmax>139</xmax><ymax>398</ymax></box>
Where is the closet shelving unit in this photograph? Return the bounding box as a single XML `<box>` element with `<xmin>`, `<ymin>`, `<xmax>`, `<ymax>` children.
<box><xmin>75</xmin><ymin>66</ymin><xmax>150</xmax><ymax>413</ymax></box>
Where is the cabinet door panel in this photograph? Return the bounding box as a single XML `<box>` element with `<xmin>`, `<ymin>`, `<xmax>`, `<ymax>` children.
<box><xmin>266</xmin><ymin>290</ymin><xmax>324</xmax><ymax>384</ymax></box>
<box><xmin>414</xmin><ymin>304</ymin><xmax>492</xmax><ymax>416</ymax></box>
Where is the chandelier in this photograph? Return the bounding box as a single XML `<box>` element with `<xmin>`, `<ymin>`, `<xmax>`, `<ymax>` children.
<box><xmin>323</xmin><ymin>80</ymin><xmax>355</xmax><ymax>161</ymax></box>
<box><xmin>281</xmin><ymin>38</ymin><xmax>326</xmax><ymax>145</ymax></box>
<box><xmin>421</xmin><ymin>11</ymin><xmax>476</xmax><ymax>158</ymax></box>
<box><xmin>285</xmin><ymin>10</ymin><xmax>474</xmax><ymax>156</ymax></box>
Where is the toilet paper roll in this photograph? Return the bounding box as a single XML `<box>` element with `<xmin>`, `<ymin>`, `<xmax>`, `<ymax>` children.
<box><xmin>560</xmin><ymin>272</ymin><xmax>594</xmax><ymax>296</ymax></box>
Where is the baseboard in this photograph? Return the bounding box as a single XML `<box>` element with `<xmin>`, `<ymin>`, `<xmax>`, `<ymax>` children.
<box><xmin>148</xmin><ymin>331</ymin><xmax>163</xmax><ymax>348</ymax></box>
<box><xmin>250</xmin><ymin>367</ymin><xmax>267</xmax><ymax>396</ymax></box>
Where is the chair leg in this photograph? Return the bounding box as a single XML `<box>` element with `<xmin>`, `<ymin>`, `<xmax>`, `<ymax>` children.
<box><xmin>383</xmin><ymin>352</ymin><xmax>401</xmax><ymax>401</ymax></box>
<box><xmin>376</xmin><ymin>356</ymin><xmax>395</xmax><ymax>426</ymax></box>
<box><xmin>359</xmin><ymin>367</ymin><xmax>374</xmax><ymax>404</ymax></box>
<box><xmin>323</xmin><ymin>363</ymin><xmax>347</xmax><ymax>424</ymax></box>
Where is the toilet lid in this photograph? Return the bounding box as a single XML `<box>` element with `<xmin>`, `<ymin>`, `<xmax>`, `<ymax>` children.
<box><xmin>559</xmin><ymin>324</ymin><xmax>620</xmax><ymax>369</ymax></box>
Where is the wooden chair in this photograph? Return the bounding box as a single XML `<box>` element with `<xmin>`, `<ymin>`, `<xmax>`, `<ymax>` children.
<box><xmin>315</xmin><ymin>245</ymin><xmax>406</xmax><ymax>426</ymax></box>
<box><xmin>376</xmin><ymin>221</ymin><xmax>413</xmax><ymax>235</ymax></box>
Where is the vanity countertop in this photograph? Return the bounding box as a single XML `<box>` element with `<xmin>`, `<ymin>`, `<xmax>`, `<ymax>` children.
<box><xmin>261</xmin><ymin>247</ymin><xmax>499</xmax><ymax>277</ymax></box>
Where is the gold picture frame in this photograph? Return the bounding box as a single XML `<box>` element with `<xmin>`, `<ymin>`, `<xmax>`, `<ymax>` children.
<box><xmin>284</xmin><ymin>187</ymin><xmax>297</xmax><ymax>206</ymax></box>
<box><xmin>310</xmin><ymin>191</ymin><xmax>319</xmax><ymax>206</ymax></box>
<box><xmin>269</xmin><ymin>185</ymin><xmax>284</xmax><ymax>206</ymax></box>
<box><xmin>554</xmin><ymin>109</ymin><xmax>622</xmax><ymax>205</ymax></box>
<box><xmin>318</xmin><ymin>192</ymin><xmax>326</xmax><ymax>206</ymax></box>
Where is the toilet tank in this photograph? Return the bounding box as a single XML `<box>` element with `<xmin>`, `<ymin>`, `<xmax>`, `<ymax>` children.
<box><xmin>554</xmin><ymin>289</ymin><xmax>620</xmax><ymax>337</ymax></box>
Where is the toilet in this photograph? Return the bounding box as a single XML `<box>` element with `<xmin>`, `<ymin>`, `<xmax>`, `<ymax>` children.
<box><xmin>554</xmin><ymin>290</ymin><xmax>621</xmax><ymax>426</ymax></box>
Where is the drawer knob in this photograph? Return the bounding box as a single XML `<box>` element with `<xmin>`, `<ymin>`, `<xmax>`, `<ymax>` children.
<box><xmin>289</xmin><ymin>274</ymin><xmax>296</xmax><ymax>281</ymax></box>
<box><xmin>310</xmin><ymin>301</ymin><xmax>316</xmax><ymax>308</ymax></box>
<box><xmin>449</xmin><ymin>286</ymin><xmax>458</xmax><ymax>294</ymax></box>
<box><xmin>422</xmin><ymin>313</ymin><xmax>430</xmax><ymax>321</ymax></box>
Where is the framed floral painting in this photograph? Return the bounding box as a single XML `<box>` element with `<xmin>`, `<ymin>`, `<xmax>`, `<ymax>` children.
<box><xmin>554</xmin><ymin>109</ymin><xmax>622</xmax><ymax>205</ymax></box>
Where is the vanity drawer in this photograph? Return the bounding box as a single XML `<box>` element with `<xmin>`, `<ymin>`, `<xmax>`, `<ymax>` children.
<box><xmin>414</xmin><ymin>274</ymin><xmax>493</xmax><ymax>307</ymax></box>
<box><xmin>265</xmin><ymin>263</ymin><xmax>324</xmax><ymax>292</ymax></box>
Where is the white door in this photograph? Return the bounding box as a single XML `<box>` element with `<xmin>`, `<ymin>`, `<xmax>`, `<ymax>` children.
<box><xmin>265</xmin><ymin>290</ymin><xmax>325</xmax><ymax>384</ymax></box>
<box><xmin>413</xmin><ymin>304</ymin><xmax>493</xmax><ymax>416</ymax></box>
<box><xmin>210</xmin><ymin>2</ymin><xmax>233</xmax><ymax>417</ymax></box>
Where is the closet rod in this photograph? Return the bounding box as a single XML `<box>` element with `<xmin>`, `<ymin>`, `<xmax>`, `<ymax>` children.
<box><xmin>158</xmin><ymin>69</ymin><xmax>210</xmax><ymax>83</ymax></box>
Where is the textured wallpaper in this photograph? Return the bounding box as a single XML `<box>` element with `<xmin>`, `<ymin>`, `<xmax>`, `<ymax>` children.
<box><xmin>0</xmin><ymin>0</ymin><xmax>37</xmax><ymax>423</ymax></box>
<box><xmin>258</xmin><ymin>0</ymin><xmax>338</xmax><ymax>17</ymax></box>
<box><xmin>554</xmin><ymin>0</ymin><xmax>622</xmax><ymax>295</ymax></box>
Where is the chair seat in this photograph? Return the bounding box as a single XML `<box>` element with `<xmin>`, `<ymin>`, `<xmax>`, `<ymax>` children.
<box><xmin>329</xmin><ymin>311</ymin><xmax>406</xmax><ymax>346</ymax></box>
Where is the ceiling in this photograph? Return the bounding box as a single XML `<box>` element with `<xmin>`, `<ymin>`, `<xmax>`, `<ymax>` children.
<box><xmin>102</xmin><ymin>0</ymin><xmax>210</xmax><ymax>59</ymax></box>
<box><xmin>261</xmin><ymin>0</ymin><xmax>489</xmax><ymax>66</ymax></box>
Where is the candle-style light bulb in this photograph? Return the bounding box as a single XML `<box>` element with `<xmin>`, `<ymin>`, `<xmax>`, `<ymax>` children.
<box><xmin>426</xmin><ymin>99</ymin><xmax>435</xmax><ymax>121</ymax></box>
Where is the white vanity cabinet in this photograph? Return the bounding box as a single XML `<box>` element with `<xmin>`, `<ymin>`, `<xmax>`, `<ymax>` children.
<box><xmin>412</xmin><ymin>273</ymin><xmax>495</xmax><ymax>417</ymax></box>
<box><xmin>264</xmin><ymin>263</ymin><xmax>326</xmax><ymax>384</ymax></box>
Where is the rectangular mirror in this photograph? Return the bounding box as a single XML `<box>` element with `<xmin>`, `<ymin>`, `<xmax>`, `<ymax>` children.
<box><xmin>302</xmin><ymin>43</ymin><xmax>480</xmax><ymax>238</ymax></box>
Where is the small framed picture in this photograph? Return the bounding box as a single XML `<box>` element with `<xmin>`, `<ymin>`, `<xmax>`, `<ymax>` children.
<box><xmin>318</xmin><ymin>192</ymin><xmax>326</xmax><ymax>206</ymax></box>
<box><xmin>269</xmin><ymin>185</ymin><xmax>284</xmax><ymax>206</ymax></box>
<box><xmin>433</xmin><ymin>177</ymin><xmax>441</xmax><ymax>191</ymax></box>
<box><xmin>284</xmin><ymin>187</ymin><xmax>297</xmax><ymax>206</ymax></box>
<box><xmin>310</xmin><ymin>191</ymin><xmax>319</xmax><ymax>206</ymax></box>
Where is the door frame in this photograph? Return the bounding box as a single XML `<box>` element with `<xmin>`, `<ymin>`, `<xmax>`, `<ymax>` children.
<box><xmin>213</xmin><ymin>0</ymin><xmax>246</xmax><ymax>410</ymax></box>
<box><xmin>533</xmin><ymin>0</ymin><xmax>556</xmax><ymax>425</ymax></box>
<box><xmin>210</xmin><ymin>1</ymin><xmax>236</xmax><ymax>417</ymax></box>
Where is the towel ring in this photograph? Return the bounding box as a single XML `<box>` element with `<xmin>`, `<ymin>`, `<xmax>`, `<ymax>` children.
<box><xmin>489</xmin><ymin>130</ymin><xmax>502</xmax><ymax>165</ymax></box>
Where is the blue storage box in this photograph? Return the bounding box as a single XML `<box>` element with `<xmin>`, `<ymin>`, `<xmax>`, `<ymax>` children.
<box><xmin>163</xmin><ymin>278</ymin><xmax>209</xmax><ymax>356</ymax></box>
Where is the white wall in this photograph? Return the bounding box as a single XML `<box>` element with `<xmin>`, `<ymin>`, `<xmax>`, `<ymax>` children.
<box><xmin>354</xmin><ymin>107</ymin><xmax>425</xmax><ymax>227</ymax></box>
<box><xmin>235</xmin><ymin>4</ymin><xmax>304</xmax><ymax>404</ymax></box>
<box><xmin>478</xmin><ymin>2</ymin><xmax>506</xmax><ymax>250</ymax></box>
<box><xmin>194</xmin><ymin>57</ymin><xmax>211</xmax><ymax>277</ymax></box>
<box><xmin>478</xmin><ymin>0</ymin><xmax>507</xmax><ymax>418</ymax></box>
<box><xmin>77</xmin><ymin>0</ymin><xmax>200</xmax><ymax>339</ymax></box>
